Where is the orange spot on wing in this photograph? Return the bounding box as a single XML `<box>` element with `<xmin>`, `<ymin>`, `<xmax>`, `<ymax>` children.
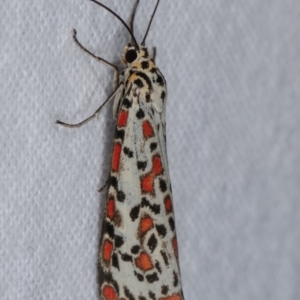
<box><xmin>117</xmin><ymin>110</ymin><xmax>128</xmax><ymax>127</ymax></box>
<box><xmin>140</xmin><ymin>216</ymin><xmax>153</xmax><ymax>234</ymax></box>
<box><xmin>106</xmin><ymin>198</ymin><xmax>115</xmax><ymax>220</ymax></box>
<box><xmin>112</xmin><ymin>143</ymin><xmax>122</xmax><ymax>172</ymax></box>
<box><xmin>102</xmin><ymin>285</ymin><xmax>118</xmax><ymax>300</ymax></box>
<box><xmin>103</xmin><ymin>240</ymin><xmax>113</xmax><ymax>263</ymax></box>
<box><xmin>135</xmin><ymin>252</ymin><xmax>153</xmax><ymax>271</ymax></box>
<box><xmin>164</xmin><ymin>196</ymin><xmax>172</xmax><ymax>213</ymax></box>
<box><xmin>141</xmin><ymin>173</ymin><xmax>154</xmax><ymax>194</ymax></box>
<box><xmin>142</xmin><ymin>120</ymin><xmax>154</xmax><ymax>139</ymax></box>
<box><xmin>159</xmin><ymin>294</ymin><xmax>182</xmax><ymax>300</ymax></box>
<box><xmin>152</xmin><ymin>155</ymin><xmax>163</xmax><ymax>175</ymax></box>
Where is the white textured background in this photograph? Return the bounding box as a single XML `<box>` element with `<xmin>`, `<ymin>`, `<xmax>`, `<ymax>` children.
<box><xmin>1</xmin><ymin>0</ymin><xmax>300</xmax><ymax>299</ymax></box>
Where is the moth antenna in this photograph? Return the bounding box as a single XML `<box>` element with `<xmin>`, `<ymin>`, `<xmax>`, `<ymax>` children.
<box><xmin>141</xmin><ymin>0</ymin><xmax>160</xmax><ymax>45</ymax></box>
<box><xmin>90</xmin><ymin>0</ymin><xmax>139</xmax><ymax>48</ymax></box>
<box><xmin>130</xmin><ymin>0</ymin><xmax>140</xmax><ymax>45</ymax></box>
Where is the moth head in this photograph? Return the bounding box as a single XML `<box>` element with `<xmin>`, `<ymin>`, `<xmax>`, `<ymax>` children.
<box><xmin>89</xmin><ymin>0</ymin><xmax>160</xmax><ymax>66</ymax></box>
<box><xmin>122</xmin><ymin>44</ymin><xmax>149</xmax><ymax>65</ymax></box>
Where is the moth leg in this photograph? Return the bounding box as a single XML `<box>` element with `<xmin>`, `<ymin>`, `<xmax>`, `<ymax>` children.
<box><xmin>72</xmin><ymin>28</ymin><xmax>120</xmax><ymax>87</ymax></box>
<box><xmin>56</xmin><ymin>83</ymin><xmax>123</xmax><ymax>128</ymax></box>
<box><xmin>152</xmin><ymin>47</ymin><xmax>156</xmax><ymax>62</ymax></box>
<box><xmin>129</xmin><ymin>0</ymin><xmax>140</xmax><ymax>42</ymax></box>
<box><xmin>98</xmin><ymin>178</ymin><xmax>109</xmax><ymax>193</ymax></box>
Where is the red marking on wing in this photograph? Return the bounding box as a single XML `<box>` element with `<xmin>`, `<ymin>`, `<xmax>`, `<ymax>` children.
<box><xmin>106</xmin><ymin>198</ymin><xmax>115</xmax><ymax>220</ymax></box>
<box><xmin>141</xmin><ymin>174</ymin><xmax>154</xmax><ymax>194</ymax></box>
<box><xmin>164</xmin><ymin>195</ymin><xmax>172</xmax><ymax>213</ymax></box>
<box><xmin>142</xmin><ymin>120</ymin><xmax>154</xmax><ymax>139</ymax></box>
<box><xmin>152</xmin><ymin>155</ymin><xmax>163</xmax><ymax>175</ymax></box>
<box><xmin>140</xmin><ymin>155</ymin><xmax>164</xmax><ymax>194</ymax></box>
<box><xmin>140</xmin><ymin>216</ymin><xmax>154</xmax><ymax>234</ymax></box>
<box><xmin>117</xmin><ymin>110</ymin><xmax>128</xmax><ymax>127</ymax></box>
<box><xmin>159</xmin><ymin>294</ymin><xmax>182</xmax><ymax>300</ymax></box>
<box><xmin>172</xmin><ymin>237</ymin><xmax>178</xmax><ymax>258</ymax></box>
<box><xmin>103</xmin><ymin>240</ymin><xmax>113</xmax><ymax>263</ymax></box>
<box><xmin>102</xmin><ymin>284</ymin><xmax>118</xmax><ymax>300</ymax></box>
<box><xmin>135</xmin><ymin>252</ymin><xmax>153</xmax><ymax>271</ymax></box>
<box><xmin>112</xmin><ymin>143</ymin><xmax>122</xmax><ymax>172</ymax></box>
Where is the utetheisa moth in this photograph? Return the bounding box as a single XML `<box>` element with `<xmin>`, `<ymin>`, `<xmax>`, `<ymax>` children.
<box><xmin>56</xmin><ymin>0</ymin><xmax>184</xmax><ymax>299</ymax></box>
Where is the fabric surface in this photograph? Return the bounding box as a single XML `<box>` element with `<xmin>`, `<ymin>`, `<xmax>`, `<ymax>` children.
<box><xmin>1</xmin><ymin>0</ymin><xmax>300</xmax><ymax>299</ymax></box>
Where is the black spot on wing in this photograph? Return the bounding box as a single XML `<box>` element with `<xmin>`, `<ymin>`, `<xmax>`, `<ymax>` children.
<box><xmin>173</xmin><ymin>271</ymin><xmax>179</xmax><ymax>287</ymax></box>
<box><xmin>131</xmin><ymin>245</ymin><xmax>140</xmax><ymax>254</ymax></box>
<box><xmin>149</xmin><ymin>291</ymin><xmax>156</xmax><ymax>300</ymax></box>
<box><xmin>141</xmin><ymin>197</ymin><xmax>160</xmax><ymax>214</ymax></box>
<box><xmin>123</xmin><ymin>146</ymin><xmax>133</xmax><ymax>158</ymax></box>
<box><xmin>134</xmin><ymin>271</ymin><xmax>144</xmax><ymax>282</ymax></box>
<box><xmin>137</xmin><ymin>161</ymin><xmax>147</xmax><ymax>171</ymax></box>
<box><xmin>108</xmin><ymin>279</ymin><xmax>120</xmax><ymax>295</ymax></box>
<box><xmin>135</xmin><ymin>72</ymin><xmax>153</xmax><ymax>90</ymax></box>
<box><xmin>121</xmin><ymin>253</ymin><xmax>133</xmax><ymax>262</ymax></box>
<box><xmin>151</xmin><ymin>204</ymin><xmax>160</xmax><ymax>214</ymax></box>
<box><xmin>156</xmin><ymin>224</ymin><xmax>167</xmax><ymax>238</ymax></box>
<box><xmin>112</xmin><ymin>253</ymin><xmax>119</xmax><ymax>270</ymax></box>
<box><xmin>161</xmin><ymin>91</ymin><xmax>166</xmax><ymax>100</ymax></box>
<box><xmin>141</xmin><ymin>197</ymin><xmax>150</xmax><ymax>207</ymax></box>
<box><xmin>115</xmin><ymin>129</ymin><xmax>125</xmax><ymax>142</ymax></box>
<box><xmin>117</xmin><ymin>190</ymin><xmax>126</xmax><ymax>202</ymax></box>
<box><xmin>141</xmin><ymin>61</ymin><xmax>149</xmax><ymax>69</ymax></box>
<box><xmin>146</xmin><ymin>273</ymin><xmax>159</xmax><ymax>283</ymax></box>
<box><xmin>114</xmin><ymin>235</ymin><xmax>124</xmax><ymax>248</ymax></box>
<box><xmin>122</xmin><ymin>98</ymin><xmax>132</xmax><ymax>108</ymax></box>
<box><xmin>124</xmin><ymin>286</ymin><xmax>135</xmax><ymax>300</ymax></box>
<box><xmin>169</xmin><ymin>216</ymin><xmax>175</xmax><ymax>231</ymax></box>
<box><xmin>109</xmin><ymin>176</ymin><xmax>118</xmax><ymax>190</ymax></box>
<box><xmin>136</xmin><ymin>109</ymin><xmax>145</xmax><ymax>119</ymax></box>
<box><xmin>150</xmin><ymin>142</ymin><xmax>157</xmax><ymax>152</ymax></box>
<box><xmin>147</xmin><ymin>234</ymin><xmax>158</xmax><ymax>253</ymax></box>
<box><xmin>156</xmin><ymin>74</ymin><xmax>164</xmax><ymax>86</ymax></box>
<box><xmin>155</xmin><ymin>261</ymin><xmax>162</xmax><ymax>273</ymax></box>
<box><xmin>160</xmin><ymin>250</ymin><xmax>169</xmax><ymax>266</ymax></box>
<box><xmin>161</xmin><ymin>285</ymin><xmax>169</xmax><ymax>295</ymax></box>
<box><xmin>134</xmin><ymin>78</ymin><xmax>144</xmax><ymax>88</ymax></box>
<box><xmin>146</xmin><ymin>93</ymin><xmax>151</xmax><ymax>103</ymax></box>
<box><xmin>130</xmin><ymin>205</ymin><xmax>140</xmax><ymax>221</ymax></box>
<box><xmin>103</xmin><ymin>221</ymin><xmax>114</xmax><ymax>239</ymax></box>
<box><xmin>159</xmin><ymin>178</ymin><xmax>167</xmax><ymax>192</ymax></box>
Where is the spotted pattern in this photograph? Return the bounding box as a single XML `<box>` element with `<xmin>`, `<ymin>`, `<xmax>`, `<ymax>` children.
<box><xmin>98</xmin><ymin>44</ymin><xmax>184</xmax><ymax>300</ymax></box>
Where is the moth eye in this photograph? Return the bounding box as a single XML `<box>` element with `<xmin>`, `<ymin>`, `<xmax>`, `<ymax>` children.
<box><xmin>125</xmin><ymin>49</ymin><xmax>138</xmax><ymax>63</ymax></box>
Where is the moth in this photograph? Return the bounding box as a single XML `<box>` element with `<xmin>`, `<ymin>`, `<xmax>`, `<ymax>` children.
<box><xmin>56</xmin><ymin>1</ymin><xmax>184</xmax><ymax>299</ymax></box>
